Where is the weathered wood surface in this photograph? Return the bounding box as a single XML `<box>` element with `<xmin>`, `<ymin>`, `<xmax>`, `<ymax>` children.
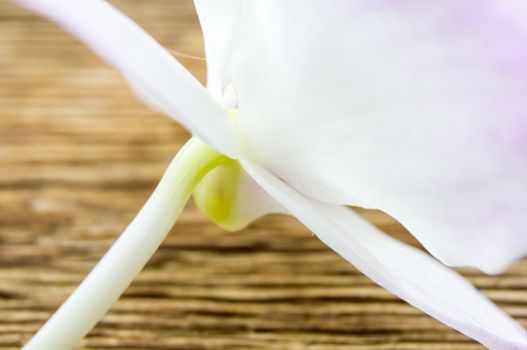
<box><xmin>1</xmin><ymin>1</ymin><xmax>526</xmax><ymax>349</ymax></box>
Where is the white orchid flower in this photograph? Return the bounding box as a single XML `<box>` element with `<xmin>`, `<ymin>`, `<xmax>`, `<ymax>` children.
<box><xmin>12</xmin><ymin>0</ymin><xmax>527</xmax><ymax>349</ymax></box>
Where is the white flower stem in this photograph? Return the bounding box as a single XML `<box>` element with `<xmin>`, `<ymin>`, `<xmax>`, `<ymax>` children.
<box><xmin>23</xmin><ymin>138</ymin><xmax>228</xmax><ymax>350</ymax></box>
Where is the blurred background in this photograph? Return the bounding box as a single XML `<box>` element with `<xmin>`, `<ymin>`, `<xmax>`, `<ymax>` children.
<box><xmin>0</xmin><ymin>1</ymin><xmax>523</xmax><ymax>349</ymax></box>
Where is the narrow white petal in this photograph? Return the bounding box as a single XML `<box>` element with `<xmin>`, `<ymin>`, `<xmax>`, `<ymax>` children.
<box><xmin>242</xmin><ymin>159</ymin><xmax>527</xmax><ymax>350</ymax></box>
<box><xmin>193</xmin><ymin>0</ymin><xmax>243</xmax><ymax>100</ymax></box>
<box><xmin>15</xmin><ymin>0</ymin><xmax>238</xmax><ymax>157</ymax></box>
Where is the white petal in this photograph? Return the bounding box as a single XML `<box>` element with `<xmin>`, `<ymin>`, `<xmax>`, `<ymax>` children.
<box><xmin>15</xmin><ymin>0</ymin><xmax>238</xmax><ymax>157</ymax></box>
<box><xmin>242</xmin><ymin>159</ymin><xmax>527</xmax><ymax>350</ymax></box>
<box><xmin>197</xmin><ymin>0</ymin><xmax>527</xmax><ymax>272</ymax></box>
<box><xmin>193</xmin><ymin>0</ymin><xmax>243</xmax><ymax>101</ymax></box>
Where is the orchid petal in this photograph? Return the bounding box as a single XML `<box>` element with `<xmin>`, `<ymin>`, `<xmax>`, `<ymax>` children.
<box><xmin>15</xmin><ymin>0</ymin><xmax>238</xmax><ymax>157</ymax></box>
<box><xmin>242</xmin><ymin>159</ymin><xmax>527</xmax><ymax>350</ymax></box>
<box><xmin>197</xmin><ymin>0</ymin><xmax>527</xmax><ymax>272</ymax></box>
<box><xmin>193</xmin><ymin>0</ymin><xmax>242</xmax><ymax>103</ymax></box>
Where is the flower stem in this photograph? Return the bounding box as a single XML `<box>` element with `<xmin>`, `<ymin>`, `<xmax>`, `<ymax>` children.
<box><xmin>23</xmin><ymin>137</ymin><xmax>228</xmax><ymax>350</ymax></box>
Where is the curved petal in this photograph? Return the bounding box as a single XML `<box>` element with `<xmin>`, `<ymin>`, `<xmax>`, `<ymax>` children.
<box><xmin>14</xmin><ymin>0</ymin><xmax>238</xmax><ymax>157</ymax></box>
<box><xmin>197</xmin><ymin>0</ymin><xmax>527</xmax><ymax>272</ymax></box>
<box><xmin>242</xmin><ymin>159</ymin><xmax>527</xmax><ymax>350</ymax></box>
<box><xmin>193</xmin><ymin>0</ymin><xmax>242</xmax><ymax>103</ymax></box>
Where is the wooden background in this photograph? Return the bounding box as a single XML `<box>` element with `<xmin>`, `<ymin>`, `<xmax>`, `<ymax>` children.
<box><xmin>1</xmin><ymin>1</ymin><xmax>526</xmax><ymax>349</ymax></box>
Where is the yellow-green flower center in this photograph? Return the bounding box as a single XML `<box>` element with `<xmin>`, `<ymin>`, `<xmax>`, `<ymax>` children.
<box><xmin>192</xmin><ymin>108</ymin><xmax>247</xmax><ymax>230</ymax></box>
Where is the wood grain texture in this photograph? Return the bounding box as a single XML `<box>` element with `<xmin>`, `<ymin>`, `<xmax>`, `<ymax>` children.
<box><xmin>1</xmin><ymin>1</ymin><xmax>526</xmax><ymax>349</ymax></box>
